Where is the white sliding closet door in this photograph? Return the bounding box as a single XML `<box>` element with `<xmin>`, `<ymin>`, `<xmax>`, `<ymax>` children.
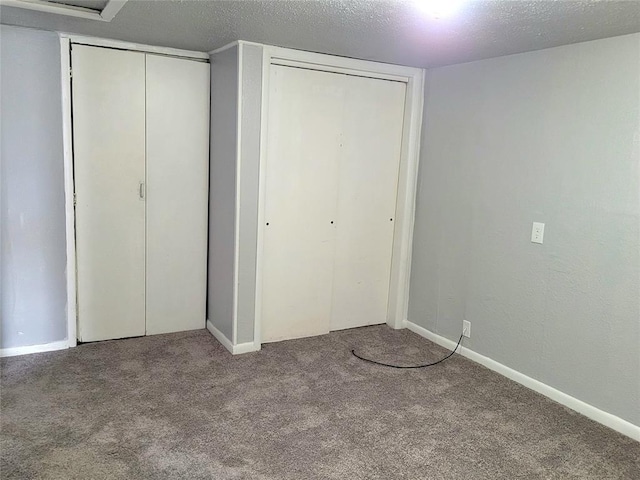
<box><xmin>330</xmin><ymin>76</ymin><xmax>406</xmax><ymax>331</ymax></box>
<box><xmin>262</xmin><ymin>65</ymin><xmax>405</xmax><ymax>342</ymax></box>
<box><xmin>145</xmin><ymin>55</ymin><xmax>210</xmax><ymax>335</ymax></box>
<box><xmin>262</xmin><ymin>66</ymin><xmax>342</xmax><ymax>342</ymax></box>
<box><xmin>73</xmin><ymin>45</ymin><xmax>146</xmax><ymax>342</ymax></box>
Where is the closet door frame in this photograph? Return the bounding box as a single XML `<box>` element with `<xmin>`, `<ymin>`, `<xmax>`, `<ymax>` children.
<box><xmin>60</xmin><ymin>34</ymin><xmax>208</xmax><ymax>347</ymax></box>
<box><xmin>254</xmin><ymin>46</ymin><xmax>425</xmax><ymax>346</ymax></box>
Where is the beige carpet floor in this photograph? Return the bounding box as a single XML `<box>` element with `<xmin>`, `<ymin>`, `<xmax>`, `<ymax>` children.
<box><xmin>1</xmin><ymin>326</ymin><xmax>638</xmax><ymax>479</ymax></box>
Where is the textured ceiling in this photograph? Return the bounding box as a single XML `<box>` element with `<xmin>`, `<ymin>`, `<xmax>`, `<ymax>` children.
<box><xmin>1</xmin><ymin>0</ymin><xmax>639</xmax><ymax>68</ymax></box>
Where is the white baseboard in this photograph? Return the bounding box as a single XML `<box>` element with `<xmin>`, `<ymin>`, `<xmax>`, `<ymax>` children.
<box><xmin>386</xmin><ymin>319</ymin><xmax>405</xmax><ymax>330</ymax></box>
<box><xmin>404</xmin><ymin>320</ymin><xmax>640</xmax><ymax>442</ymax></box>
<box><xmin>206</xmin><ymin>320</ymin><xmax>261</xmax><ymax>355</ymax></box>
<box><xmin>0</xmin><ymin>339</ymin><xmax>72</xmax><ymax>358</ymax></box>
<box><xmin>232</xmin><ymin>339</ymin><xmax>261</xmax><ymax>354</ymax></box>
<box><xmin>206</xmin><ymin>320</ymin><xmax>234</xmax><ymax>352</ymax></box>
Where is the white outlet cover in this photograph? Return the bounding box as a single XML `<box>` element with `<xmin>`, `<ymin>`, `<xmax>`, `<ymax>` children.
<box><xmin>463</xmin><ymin>320</ymin><xmax>471</xmax><ymax>338</ymax></box>
<box><xmin>531</xmin><ymin>222</ymin><xmax>545</xmax><ymax>244</ymax></box>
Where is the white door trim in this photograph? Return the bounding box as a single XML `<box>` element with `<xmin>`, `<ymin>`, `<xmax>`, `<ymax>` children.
<box><xmin>232</xmin><ymin>43</ymin><xmax>244</xmax><ymax>346</ymax></box>
<box><xmin>59</xmin><ymin>33</ymin><xmax>209</xmax><ymax>60</ymax></box>
<box><xmin>254</xmin><ymin>45</ymin><xmax>425</xmax><ymax>347</ymax></box>
<box><xmin>59</xmin><ymin>34</ymin><xmax>208</xmax><ymax>350</ymax></box>
<box><xmin>60</xmin><ymin>36</ymin><xmax>77</xmax><ymax>349</ymax></box>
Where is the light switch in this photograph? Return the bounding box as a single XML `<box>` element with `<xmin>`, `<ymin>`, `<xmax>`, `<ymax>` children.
<box><xmin>531</xmin><ymin>222</ymin><xmax>545</xmax><ymax>244</ymax></box>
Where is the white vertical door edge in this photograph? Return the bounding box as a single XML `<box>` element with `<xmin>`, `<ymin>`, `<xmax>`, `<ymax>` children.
<box><xmin>145</xmin><ymin>54</ymin><xmax>210</xmax><ymax>335</ymax></box>
<box><xmin>261</xmin><ymin>66</ymin><xmax>343</xmax><ymax>342</ymax></box>
<box><xmin>386</xmin><ymin>69</ymin><xmax>426</xmax><ymax>330</ymax></box>
<box><xmin>253</xmin><ymin>46</ymin><xmax>272</xmax><ymax>349</ymax></box>
<box><xmin>72</xmin><ymin>45</ymin><xmax>147</xmax><ymax>342</ymax></box>
<box><xmin>253</xmin><ymin>46</ymin><xmax>425</xmax><ymax>347</ymax></box>
<box><xmin>60</xmin><ymin>36</ymin><xmax>77</xmax><ymax>348</ymax></box>
<box><xmin>329</xmin><ymin>75</ymin><xmax>407</xmax><ymax>331</ymax></box>
<box><xmin>232</xmin><ymin>44</ymin><xmax>245</xmax><ymax>346</ymax></box>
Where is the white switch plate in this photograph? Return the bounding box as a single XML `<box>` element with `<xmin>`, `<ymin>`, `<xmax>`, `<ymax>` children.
<box><xmin>531</xmin><ymin>222</ymin><xmax>545</xmax><ymax>244</ymax></box>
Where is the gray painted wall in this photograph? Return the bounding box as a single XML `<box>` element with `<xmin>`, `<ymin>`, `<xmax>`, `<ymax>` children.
<box><xmin>236</xmin><ymin>43</ymin><xmax>263</xmax><ymax>344</ymax></box>
<box><xmin>0</xmin><ymin>25</ymin><xmax>68</xmax><ymax>349</ymax></box>
<box><xmin>208</xmin><ymin>43</ymin><xmax>263</xmax><ymax>346</ymax></box>
<box><xmin>409</xmin><ymin>33</ymin><xmax>640</xmax><ymax>426</ymax></box>
<box><xmin>208</xmin><ymin>46</ymin><xmax>239</xmax><ymax>341</ymax></box>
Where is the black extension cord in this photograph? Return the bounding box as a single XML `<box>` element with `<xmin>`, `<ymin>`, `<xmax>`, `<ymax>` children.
<box><xmin>351</xmin><ymin>333</ymin><xmax>464</xmax><ymax>369</ymax></box>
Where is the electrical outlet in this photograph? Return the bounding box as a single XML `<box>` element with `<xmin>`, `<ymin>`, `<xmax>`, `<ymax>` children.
<box><xmin>531</xmin><ymin>222</ymin><xmax>545</xmax><ymax>244</ymax></box>
<box><xmin>463</xmin><ymin>320</ymin><xmax>471</xmax><ymax>338</ymax></box>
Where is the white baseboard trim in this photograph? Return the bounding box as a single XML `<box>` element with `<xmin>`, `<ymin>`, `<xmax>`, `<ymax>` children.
<box><xmin>232</xmin><ymin>340</ymin><xmax>261</xmax><ymax>355</ymax></box>
<box><xmin>206</xmin><ymin>320</ymin><xmax>234</xmax><ymax>353</ymax></box>
<box><xmin>206</xmin><ymin>320</ymin><xmax>261</xmax><ymax>355</ymax></box>
<box><xmin>404</xmin><ymin>320</ymin><xmax>640</xmax><ymax>442</ymax></box>
<box><xmin>0</xmin><ymin>339</ymin><xmax>72</xmax><ymax>358</ymax></box>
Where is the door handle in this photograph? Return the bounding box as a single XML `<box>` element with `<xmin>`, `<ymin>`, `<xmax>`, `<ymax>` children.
<box><xmin>139</xmin><ymin>181</ymin><xmax>145</xmax><ymax>199</ymax></box>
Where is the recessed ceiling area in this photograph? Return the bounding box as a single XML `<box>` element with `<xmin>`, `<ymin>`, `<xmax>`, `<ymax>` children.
<box><xmin>0</xmin><ymin>0</ymin><xmax>639</xmax><ymax>67</ymax></box>
<box><xmin>49</xmin><ymin>0</ymin><xmax>108</xmax><ymax>11</ymax></box>
<box><xmin>1</xmin><ymin>0</ymin><xmax>127</xmax><ymax>22</ymax></box>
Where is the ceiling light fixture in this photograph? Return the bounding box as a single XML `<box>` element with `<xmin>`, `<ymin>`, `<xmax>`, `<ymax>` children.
<box><xmin>415</xmin><ymin>0</ymin><xmax>466</xmax><ymax>19</ymax></box>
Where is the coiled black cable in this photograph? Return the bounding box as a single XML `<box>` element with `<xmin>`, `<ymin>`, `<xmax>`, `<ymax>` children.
<box><xmin>352</xmin><ymin>334</ymin><xmax>464</xmax><ymax>369</ymax></box>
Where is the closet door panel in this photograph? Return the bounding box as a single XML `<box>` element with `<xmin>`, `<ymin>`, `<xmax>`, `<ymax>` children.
<box><xmin>261</xmin><ymin>66</ymin><xmax>342</xmax><ymax>342</ymax></box>
<box><xmin>72</xmin><ymin>45</ymin><xmax>146</xmax><ymax>342</ymax></box>
<box><xmin>145</xmin><ymin>55</ymin><xmax>210</xmax><ymax>335</ymax></box>
<box><xmin>330</xmin><ymin>77</ymin><xmax>406</xmax><ymax>331</ymax></box>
